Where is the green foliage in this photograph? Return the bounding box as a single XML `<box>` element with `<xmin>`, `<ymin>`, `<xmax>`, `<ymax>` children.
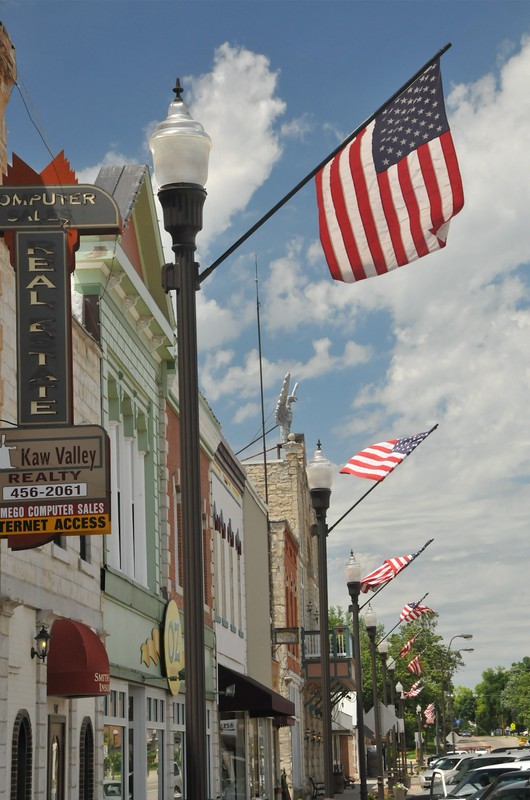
<box><xmin>328</xmin><ymin>605</ymin><xmax>348</xmax><ymax>628</ymax></box>
<box><xmin>475</xmin><ymin>666</ymin><xmax>510</xmax><ymax>733</ymax></box>
<box><xmin>500</xmin><ymin>658</ymin><xmax>530</xmax><ymax>731</ymax></box>
<box><xmin>454</xmin><ymin>686</ymin><xmax>477</xmax><ymax>728</ymax></box>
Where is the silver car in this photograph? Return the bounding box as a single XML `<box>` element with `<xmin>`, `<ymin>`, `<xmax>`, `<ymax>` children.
<box><xmin>421</xmin><ymin>755</ymin><xmax>473</xmax><ymax>789</ymax></box>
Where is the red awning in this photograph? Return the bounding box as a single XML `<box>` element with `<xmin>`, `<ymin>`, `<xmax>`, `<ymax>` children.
<box><xmin>47</xmin><ymin>618</ymin><xmax>110</xmax><ymax>698</ymax></box>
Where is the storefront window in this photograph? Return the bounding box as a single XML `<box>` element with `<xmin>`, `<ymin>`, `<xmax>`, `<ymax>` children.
<box><xmin>220</xmin><ymin>714</ymin><xmax>246</xmax><ymax>800</ymax></box>
<box><xmin>104</xmin><ymin>685</ymin><xmax>128</xmax><ymax>799</ymax></box>
<box><xmin>173</xmin><ymin>731</ymin><xmax>184</xmax><ymax>800</ymax></box>
<box><xmin>248</xmin><ymin>718</ymin><xmax>272</xmax><ymax>800</ymax></box>
<box><xmin>146</xmin><ymin>728</ymin><xmax>160</xmax><ymax>799</ymax></box>
<box><xmin>104</xmin><ymin>725</ymin><xmax>124</xmax><ymax>789</ymax></box>
<box><xmin>147</xmin><ymin>694</ymin><xmax>165</xmax><ymax>800</ymax></box>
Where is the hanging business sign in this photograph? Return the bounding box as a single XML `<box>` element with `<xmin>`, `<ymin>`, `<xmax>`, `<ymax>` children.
<box><xmin>0</xmin><ymin>424</ymin><xmax>111</xmax><ymax>537</ymax></box>
<box><xmin>0</xmin><ymin>154</ymin><xmax>121</xmax><ymax>549</ymax></box>
<box><xmin>0</xmin><ymin>184</ymin><xmax>123</xmax><ymax>231</ymax></box>
<box><xmin>163</xmin><ymin>599</ymin><xmax>184</xmax><ymax>696</ymax></box>
<box><xmin>16</xmin><ymin>230</ymin><xmax>73</xmax><ymax>425</ymax></box>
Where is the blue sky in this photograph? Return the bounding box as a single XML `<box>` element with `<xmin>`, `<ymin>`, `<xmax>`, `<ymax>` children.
<box><xmin>3</xmin><ymin>0</ymin><xmax>530</xmax><ymax>690</ymax></box>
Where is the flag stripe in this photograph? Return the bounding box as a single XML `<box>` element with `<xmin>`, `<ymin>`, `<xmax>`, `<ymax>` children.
<box><xmin>440</xmin><ymin>131</ymin><xmax>465</xmax><ymax>216</ymax></box>
<box><xmin>352</xmin><ymin>127</ymin><xmax>390</xmax><ymax>275</ymax></box>
<box><xmin>378</xmin><ymin>169</ymin><xmax>409</xmax><ymax>266</ymax></box>
<box><xmin>399</xmin><ymin>635</ymin><xmax>417</xmax><ymax>657</ymax></box>
<box><xmin>315</xmin><ymin>163</ymin><xmax>343</xmax><ymax>281</ymax></box>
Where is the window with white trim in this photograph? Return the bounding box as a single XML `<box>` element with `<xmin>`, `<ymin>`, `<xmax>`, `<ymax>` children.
<box><xmin>106</xmin><ymin>383</ymin><xmax>148</xmax><ymax>585</ymax></box>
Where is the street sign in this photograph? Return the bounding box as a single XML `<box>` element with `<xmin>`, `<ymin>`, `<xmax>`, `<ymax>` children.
<box><xmin>0</xmin><ymin>184</ymin><xmax>121</xmax><ymax>231</ymax></box>
<box><xmin>365</xmin><ymin>702</ymin><xmax>398</xmax><ymax>737</ymax></box>
<box><xmin>0</xmin><ymin>425</ymin><xmax>111</xmax><ymax>536</ymax></box>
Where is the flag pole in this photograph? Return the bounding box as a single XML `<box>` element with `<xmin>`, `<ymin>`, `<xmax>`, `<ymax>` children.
<box><xmin>358</xmin><ymin>539</ymin><xmax>434</xmax><ymax>608</ymax></box>
<box><xmin>199</xmin><ymin>43</ymin><xmax>452</xmax><ymax>284</ymax></box>
<box><xmin>328</xmin><ymin>424</ymin><xmax>438</xmax><ymax>535</ymax></box>
<box><xmin>374</xmin><ymin>592</ymin><xmax>430</xmax><ymax>644</ymax></box>
<box><xmin>255</xmin><ymin>257</ymin><xmax>269</xmax><ymax>504</ymax></box>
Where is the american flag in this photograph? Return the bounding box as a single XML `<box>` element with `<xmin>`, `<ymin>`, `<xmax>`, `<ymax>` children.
<box><xmin>404</xmin><ymin>680</ymin><xmax>423</xmax><ymax>698</ymax></box>
<box><xmin>340</xmin><ymin>430</ymin><xmax>433</xmax><ymax>481</ymax></box>
<box><xmin>361</xmin><ymin>553</ymin><xmax>416</xmax><ymax>593</ymax></box>
<box><xmin>400</xmin><ymin>602</ymin><xmax>435</xmax><ymax>622</ymax></box>
<box><xmin>315</xmin><ymin>59</ymin><xmax>464</xmax><ymax>283</ymax></box>
<box><xmin>424</xmin><ymin>703</ymin><xmax>436</xmax><ymax>725</ymax></box>
<box><xmin>407</xmin><ymin>655</ymin><xmax>422</xmax><ymax>675</ymax></box>
<box><xmin>399</xmin><ymin>635</ymin><xmax>418</xmax><ymax>657</ymax></box>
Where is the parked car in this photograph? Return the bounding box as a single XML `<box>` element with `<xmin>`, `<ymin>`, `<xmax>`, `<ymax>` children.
<box><xmin>478</xmin><ymin>771</ymin><xmax>530</xmax><ymax>800</ymax></box>
<box><xmin>431</xmin><ymin>759</ymin><xmax>530</xmax><ymax>800</ymax></box>
<box><xmin>485</xmin><ymin>780</ymin><xmax>530</xmax><ymax>800</ymax></box>
<box><xmin>421</xmin><ymin>755</ymin><xmax>473</xmax><ymax>790</ymax></box>
<box><xmin>433</xmin><ymin>763</ymin><xmax>530</xmax><ymax>800</ymax></box>
<box><xmin>443</xmin><ymin>754</ymin><xmax>530</xmax><ymax>789</ymax></box>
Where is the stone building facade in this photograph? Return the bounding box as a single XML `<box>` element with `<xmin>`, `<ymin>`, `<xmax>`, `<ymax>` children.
<box><xmin>246</xmin><ymin>434</ymin><xmax>324</xmax><ymax>798</ymax></box>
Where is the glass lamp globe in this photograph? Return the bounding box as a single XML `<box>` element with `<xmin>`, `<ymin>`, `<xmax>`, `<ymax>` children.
<box><xmin>149</xmin><ymin>81</ymin><xmax>212</xmax><ymax>189</ymax></box>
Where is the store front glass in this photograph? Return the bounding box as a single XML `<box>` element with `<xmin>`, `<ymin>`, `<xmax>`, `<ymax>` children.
<box><xmin>248</xmin><ymin>717</ymin><xmax>272</xmax><ymax>800</ymax></box>
<box><xmin>220</xmin><ymin>713</ymin><xmax>246</xmax><ymax>800</ymax></box>
<box><xmin>103</xmin><ymin>724</ymin><xmax>124</xmax><ymax>795</ymax></box>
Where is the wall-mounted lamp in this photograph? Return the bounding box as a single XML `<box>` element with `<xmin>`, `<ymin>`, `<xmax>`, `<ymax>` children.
<box><xmin>31</xmin><ymin>626</ymin><xmax>51</xmax><ymax>662</ymax></box>
<box><xmin>219</xmin><ymin>684</ymin><xmax>236</xmax><ymax>698</ymax></box>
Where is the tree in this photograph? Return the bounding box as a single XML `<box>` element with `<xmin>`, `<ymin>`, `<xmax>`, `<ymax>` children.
<box><xmin>475</xmin><ymin>667</ymin><xmax>510</xmax><ymax>734</ymax></box>
<box><xmin>453</xmin><ymin>686</ymin><xmax>477</xmax><ymax>729</ymax></box>
<box><xmin>500</xmin><ymin>658</ymin><xmax>530</xmax><ymax>731</ymax></box>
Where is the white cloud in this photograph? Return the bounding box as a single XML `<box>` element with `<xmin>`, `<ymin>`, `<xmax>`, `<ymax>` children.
<box><xmin>75</xmin><ymin>150</ymin><xmax>132</xmax><ymax>183</ymax></box>
<box><xmin>185</xmin><ymin>42</ymin><xmax>287</xmax><ymax>253</ymax></box>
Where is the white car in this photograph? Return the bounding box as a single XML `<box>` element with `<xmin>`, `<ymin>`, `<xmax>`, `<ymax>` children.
<box><xmin>431</xmin><ymin>762</ymin><xmax>530</xmax><ymax>800</ymax></box>
<box><xmin>420</xmin><ymin>755</ymin><xmax>473</xmax><ymax>789</ymax></box>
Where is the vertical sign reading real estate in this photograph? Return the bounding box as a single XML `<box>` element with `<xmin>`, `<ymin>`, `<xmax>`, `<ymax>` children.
<box><xmin>16</xmin><ymin>230</ymin><xmax>72</xmax><ymax>425</ymax></box>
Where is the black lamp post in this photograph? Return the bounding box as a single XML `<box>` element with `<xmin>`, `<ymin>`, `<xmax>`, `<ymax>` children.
<box><xmin>378</xmin><ymin>640</ymin><xmax>393</xmax><ymax>793</ymax></box>
<box><xmin>365</xmin><ymin>606</ymin><xmax>385</xmax><ymax>800</ymax></box>
<box><xmin>416</xmin><ymin>704</ymin><xmax>424</xmax><ymax>767</ymax></box>
<box><xmin>345</xmin><ymin>552</ymin><xmax>368</xmax><ymax>800</ymax></box>
<box><xmin>149</xmin><ymin>81</ymin><xmax>212</xmax><ymax>800</ymax></box>
<box><xmin>395</xmin><ymin>681</ymin><xmax>406</xmax><ymax>781</ymax></box>
<box><xmin>441</xmin><ymin>634</ymin><xmax>473</xmax><ymax>753</ymax></box>
<box><xmin>387</xmin><ymin>657</ymin><xmax>398</xmax><ymax>783</ymax></box>
<box><xmin>306</xmin><ymin>442</ymin><xmax>334</xmax><ymax>800</ymax></box>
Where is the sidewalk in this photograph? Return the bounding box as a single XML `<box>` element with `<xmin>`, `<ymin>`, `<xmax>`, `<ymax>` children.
<box><xmin>334</xmin><ymin>771</ymin><xmax>426</xmax><ymax>800</ymax></box>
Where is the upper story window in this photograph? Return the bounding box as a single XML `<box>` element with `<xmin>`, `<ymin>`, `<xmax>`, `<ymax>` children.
<box><xmin>106</xmin><ymin>378</ymin><xmax>148</xmax><ymax>586</ymax></box>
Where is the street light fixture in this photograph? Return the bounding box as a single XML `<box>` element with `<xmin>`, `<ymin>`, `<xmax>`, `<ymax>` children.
<box><xmin>149</xmin><ymin>81</ymin><xmax>212</xmax><ymax>800</ymax></box>
<box><xmin>442</xmin><ymin>635</ymin><xmax>474</xmax><ymax>753</ymax></box>
<box><xmin>448</xmin><ymin>648</ymin><xmax>474</xmax><ymax>753</ymax></box>
<box><xmin>395</xmin><ymin>681</ymin><xmax>406</xmax><ymax>781</ymax></box>
<box><xmin>365</xmin><ymin>606</ymin><xmax>385</xmax><ymax>800</ymax></box>
<box><xmin>378</xmin><ymin>640</ymin><xmax>393</xmax><ymax>793</ymax></box>
<box><xmin>345</xmin><ymin>552</ymin><xmax>368</xmax><ymax>800</ymax></box>
<box><xmin>416</xmin><ymin>704</ymin><xmax>424</xmax><ymax>767</ymax></box>
<box><xmin>306</xmin><ymin>442</ymin><xmax>334</xmax><ymax>800</ymax></box>
<box><xmin>387</xmin><ymin>657</ymin><xmax>398</xmax><ymax>783</ymax></box>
